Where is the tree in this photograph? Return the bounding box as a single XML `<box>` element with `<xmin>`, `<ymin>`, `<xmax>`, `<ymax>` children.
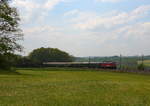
<box><xmin>15</xmin><ymin>56</ymin><xmax>36</xmax><ymax>68</ymax></box>
<box><xmin>0</xmin><ymin>0</ymin><xmax>23</xmax><ymax>69</ymax></box>
<box><xmin>29</xmin><ymin>47</ymin><xmax>74</xmax><ymax>64</ymax></box>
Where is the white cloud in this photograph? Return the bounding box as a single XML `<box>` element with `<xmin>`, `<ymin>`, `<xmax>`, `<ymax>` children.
<box><xmin>24</xmin><ymin>26</ymin><xmax>58</xmax><ymax>36</ymax></box>
<box><xmin>123</xmin><ymin>22</ymin><xmax>150</xmax><ymax>38</ymax></box>
<box><xmin>11</xmin><ymin>0</ymin><xmax>66</xmax><ymax>24</ymax></box>
<box><xmin>64</xmin><ymin>9</ymin><xmax>80</xmax><ymax>16</ymax></box>
<box><xmin>44</xmin><ymin>0</ymin><xmax>63</xmax><ymax>10</ymax></box>
<box><xmin>12</xmin><ymin>0</ymin><xmax>40</xmax><ymax>11</ymax></box>
<box><xmin>67</xmin><ymin>5</ymin><xmax>150</xmax><ymax>30</ymax></box>
<box><xmin>96</xmin><ymin>0</ymin><xmax>122</xmax><ymax>3</ymax></box>
<box><xmin>12</xmin><ymin>0</ymin><xmax>64</xmax><ymax>11</ymax></box>
<box><xmin>61</xmin><ymin>6</ymin><xmax>150</xmax><ymax>56</ymax></box>
<box><xmin>114</xmin><ymin>22</ymin><xmax>150</xmax><ymax>55</ymax></box>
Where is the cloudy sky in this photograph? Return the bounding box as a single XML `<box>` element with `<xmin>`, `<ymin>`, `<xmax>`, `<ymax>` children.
<box><xmin>11</xmin><ymin>0</ymin><xmax>150</xmax><ymax>57</ymax></box>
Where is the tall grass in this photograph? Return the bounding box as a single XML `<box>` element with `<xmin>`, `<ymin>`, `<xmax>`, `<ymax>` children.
<box><xmin>0</xmin><ymin>68</ymin><xmax>150</xmax><ymax>106</ymax></box>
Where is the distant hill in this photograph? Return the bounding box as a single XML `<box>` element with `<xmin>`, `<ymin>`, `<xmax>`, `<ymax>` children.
<box><xmin>75</xmin><ymin>55</ymin><xmax>150</xmax><ymax>62</ymax></box>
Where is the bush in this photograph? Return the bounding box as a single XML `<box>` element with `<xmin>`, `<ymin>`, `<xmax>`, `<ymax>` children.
<box><xmin>138</xmin><ymin>63</ymin><xmax>145</xmax><ymax>70</ymax></box>
<box><xmin>0</xmin><ymin>53</ymin><xmax>20</xmax><ymax>70</ymax></box>
<box><xmin>0</xmin><ymin>55</ymin><xmax>9</xmax><ymax>70</ymax></box>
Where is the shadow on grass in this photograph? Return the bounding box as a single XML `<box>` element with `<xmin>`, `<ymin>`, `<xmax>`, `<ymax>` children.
<box><xmin>0</xmin><ymin>70</ymin><xmax>21</xmax><ymax>75</ymax></box>
<box><xmin>0</xmin><ymin>70</ymin><xmax>36</xmax><ymax>78</ymax></box>
<box><xmin>17</xmin><ymin>67</ymin><xmax>92</xmax><ymax>71</ymax></box>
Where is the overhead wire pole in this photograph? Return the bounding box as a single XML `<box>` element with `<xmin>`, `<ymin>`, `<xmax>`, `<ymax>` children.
<box><xmin>120</xmin><ymin>54</ymin><xmax>122</xmax><ymax>70</ymax></box>
<box><xmin>142</xmin><ymin>54</ymin><xmax>144</xmax><ymax>70</ymax></box>
<box><xmin>142</xmin><ymin>54</ymin><xmax>144</xmax><ymax>66</ymax></box>
<box><xmin>89</xmin><ymin>56</ymin><xmax>91</xmax><ymax>68</ymax></box>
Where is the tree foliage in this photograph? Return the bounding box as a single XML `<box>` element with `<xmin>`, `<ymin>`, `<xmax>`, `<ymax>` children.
<box><xmin>29</xmin><ymin>47</ymin><xmax>74</xmax><ymax>64</ymax></box>
<box><xmin>0</xmin><ymin>0</ymin><xmax>23</xmax><ymax>69</ymax></box>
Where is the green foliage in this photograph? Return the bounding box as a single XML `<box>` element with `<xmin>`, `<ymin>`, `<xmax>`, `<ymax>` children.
<box><xmin>138</xmin><ymin>63</ymin><xmax>145</xmax><ymax>70</ymax></box>
<box><xmin>0</xmin><ymin>54</ymin><xmax>8</xmax><ymax>69</ymax></box>
<box><xmin>29</xmin><ymin>47</ymin><xmax>74</xmax><ymax>64</ymax></box>
<box><xmin>0</xmin><ymin>68</ymin><xmax>150</xmax><ymax>105</ymax></box>
<box><xmin>0</xmin><ymin>0</ymin><xmax>23</xmax><ymax>70</ymax></box>
<box><xmin>0</xmin><ymin>53</ymin><xmax>20</xmax><ymax>70</ymax></box>
<box><xmin>15</xmin><ymin>56</ymin><xmax>41</xmax><ymax>68</ymax></box>
<box><xmin>0</xmin><ymin>0</ymin><xmax>23</xmax><ymax>53</ymax></box>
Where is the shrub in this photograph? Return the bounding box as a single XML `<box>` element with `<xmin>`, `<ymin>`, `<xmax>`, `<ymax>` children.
<box><xmin>138</xmin><ymin>63</ymin><xmax>145</xmax><ymax>70</ymax></box>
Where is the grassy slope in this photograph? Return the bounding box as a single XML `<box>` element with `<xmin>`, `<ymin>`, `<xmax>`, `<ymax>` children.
<box><xmin>138</xmin><ymin>60</ymin><xmax>150</xmax><ymax>67</ymax></box>
<box><xmin>143</xmin><ymin>60</ymin><xmax>150</xmax><ymax>67</ymax></box>
<box><xmin>0</xmin><ymin>68</ymin><xmax>150</xmax><ymax>106</ymax></box>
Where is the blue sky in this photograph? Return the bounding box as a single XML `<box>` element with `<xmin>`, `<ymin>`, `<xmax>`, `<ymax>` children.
<box><xmin>11</xmin><ymin>0</ymin><xmax>150</xmax><ymax>56</ymax></box>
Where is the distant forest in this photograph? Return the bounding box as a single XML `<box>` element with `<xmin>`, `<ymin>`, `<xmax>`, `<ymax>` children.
<box><xmin>75</xmin><ymin>55</ymin><xmax>150</xmax><ymax>62</ymax></box>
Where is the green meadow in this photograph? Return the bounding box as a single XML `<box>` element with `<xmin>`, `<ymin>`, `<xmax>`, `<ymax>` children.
<box><xmin>138</xmin><ymin>60</ymin><xmax>150</xmax><ymax>67</ymax></box>
<box><xmin>0</xmin><ymin>68</ymin><xmax>150</xmax><ymax>106</ymax></box>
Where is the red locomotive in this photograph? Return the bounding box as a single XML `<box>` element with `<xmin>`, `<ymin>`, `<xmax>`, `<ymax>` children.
<box><xmin>100</xmin><ymin>62</ymin><xmax>117</xmax><ymax>69</ymax></box>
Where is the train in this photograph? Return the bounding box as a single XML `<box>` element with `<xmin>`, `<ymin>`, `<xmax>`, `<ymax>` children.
<box><xmin>43</xmin><ymin>61</ymin><xmax>117</xmax><ymax>69</ymax></box>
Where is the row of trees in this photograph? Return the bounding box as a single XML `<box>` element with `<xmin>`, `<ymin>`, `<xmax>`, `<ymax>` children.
<box><xmin>16</xmin><ymin>47</ymin><xmax>74</xmax><ymax>67</ymax></box>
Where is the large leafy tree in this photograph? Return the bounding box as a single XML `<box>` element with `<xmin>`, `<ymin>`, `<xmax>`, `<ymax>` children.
<box><xmin>29</xmin><ymin>47</ymin><xmax>74</xmax><ymax>64</ymax></box>
<box><xmin>0</xmin><ymin>0</ymin><xmax>23</xmax><ymax>69</ymax></box>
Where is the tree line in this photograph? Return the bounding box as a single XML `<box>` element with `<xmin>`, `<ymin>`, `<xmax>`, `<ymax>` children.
<box><xmin>16</xmin><ymin>47</ymin><xmax>74</xmax><ymax>68</ymax></box>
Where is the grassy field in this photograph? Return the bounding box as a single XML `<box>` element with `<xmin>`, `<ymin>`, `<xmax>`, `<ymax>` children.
<box><xmin>138</xmin><ymin>60</ymin><xmax>150</xmax><ymax>67</ymax></box>
<box><xmin>0</xmin><ymin>68</ymin><xmax>150</xmax><ymax>106</ymax></box>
